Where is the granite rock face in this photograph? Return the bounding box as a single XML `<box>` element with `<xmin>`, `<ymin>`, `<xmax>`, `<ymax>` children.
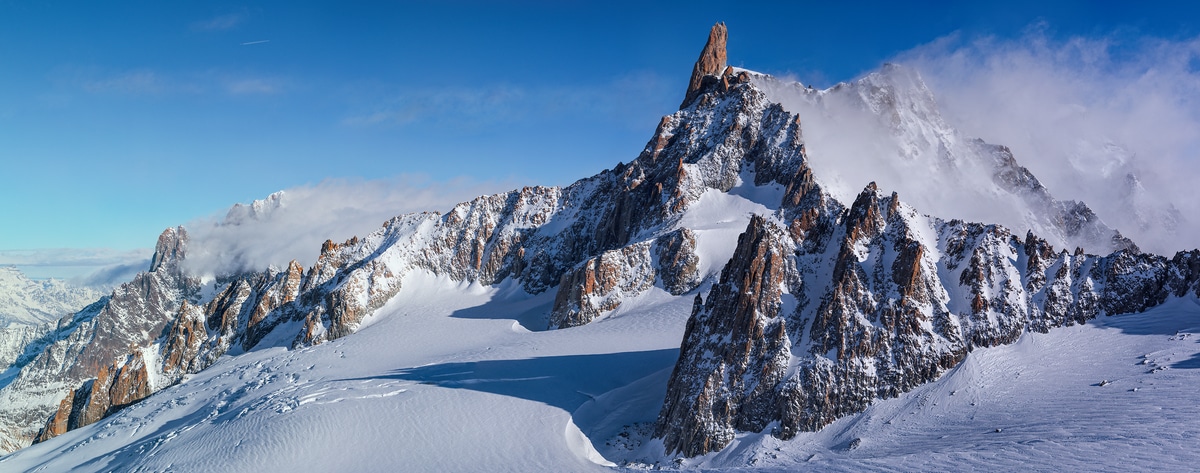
<box><xmin>33</xmin><ymin>350</ymin><xmax>151</xmax><ymax>443</ymax></box>
<box><xmin>654</xmin><ymin>178</ymin><xmax>1200</xmax><ymax>456</ymax></box>
<box><xmin>25</xmin><ymin>20</ymin><xmax>814</xmax><ymax>447</ymax></box>
<box><xmin>1</xmin><ymin>227</ymin><xmax>197</xmax><ymax>451</ymax></box>
<box><xmin>655</xmin><ymin>215</ymin><xmax>798</xmax><ymax>456</ymax></box>
<box><xmin>682</xmin><ymin>22</ymin><xmax>728</xmax><ymax>109</ymax></box>
<box><xmin>656</xmin><ymin>228</ymin><xmax>702</xmax><ymax>296</ymax></box>
<box><xmin>17</xmin><ymin>23</ymin><xmax>1200</xmax><ymax>463</ymax></box>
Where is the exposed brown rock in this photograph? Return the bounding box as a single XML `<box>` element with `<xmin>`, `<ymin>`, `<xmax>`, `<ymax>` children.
<box><xmin>161</xmin><ymin>301</ymin><xmax>206</xmax><ymax>375</ymax></box>
<box><xmin>549</xmin><ymin>242</ymin><xmax>656</xmax><ymax>329</ymax></box>
<box><xmin>33</xmin><ymin>391</ymin><xmax>74</xmax><ymax>443</ymax></box>
<box><xmin>681</xmin><ymin>22</ymin><xmax>728</xmax><ymax>109</ymax></box>
<box><xmin>656</xmin><ymin>215</ymin><xmax>796</xmax><ymax>456</ymax></box>
<box><xmin>34</xmin><ymin>351</ymin><xmax>152</xmax><ymax>444</ymax></box>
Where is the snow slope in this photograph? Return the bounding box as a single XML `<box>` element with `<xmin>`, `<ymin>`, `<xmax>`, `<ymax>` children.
<box><xmin>633</xmin><ymin>296</ymin><xmax>1200</xmax><ymax>471</ymax></box>
<box><xmin>0</xmin><ymin>269</ymin><xmax>689</xmax><ymax>472</ymax></box>
<box><xmin>0</xmin><ymin>188</ymin><xmax>774</xmax><ymax>471</ymax></box>
<box><xmin>7</xmin><ymin>265</ymin><xmax>1200</xmax><ymax>472</ymax></box>
<box><xmin>5</xmin><ymin>25</ymin><xmax>1198</xmax><ymax>471</ymax></box>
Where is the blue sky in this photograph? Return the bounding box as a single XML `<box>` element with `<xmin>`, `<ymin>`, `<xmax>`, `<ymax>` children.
<box><xmin>2</xmin><ymin>1</ymin><xmax>1197</xmax><ymax>265</ymax></box>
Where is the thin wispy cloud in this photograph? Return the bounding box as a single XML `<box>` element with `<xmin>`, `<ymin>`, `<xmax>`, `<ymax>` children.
<box><xmin>240</xmin><ymin>40</ymin><xmax>270</xmax><ymax>46</ymax></box>
<box><xmin>192</xmin><ymin>12</ymin><xmax>247</xmax><ymax>31</ymax></box>
<box><xmin>0</xmin><ymin>248</ymin><xmax>153</xmax><ymax>287</ymax></box>
<box><xmin>340</xmin><ymin>72</ymin><xmax>674</xmax><ymax>130</ymax></box>
<box><xmin>224</xmin><ymin>77</ymin><xmax>283</xmax><ymax>95</ymax></box>
<box><xmin>66</xmin><ymin>67</ymin><xmax>288</xmax><ymax>97</ymax></box>
<box><xmin>82</xmin><ymin>70</ymin><xmax>170</xmax><ymax>94</ymax></box>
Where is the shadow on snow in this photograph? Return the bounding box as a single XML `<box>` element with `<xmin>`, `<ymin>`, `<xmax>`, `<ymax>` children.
<box><xmin>337</xmin><ymin>348</ymin><xmax>679</xmax><ymax>414</ymax></box>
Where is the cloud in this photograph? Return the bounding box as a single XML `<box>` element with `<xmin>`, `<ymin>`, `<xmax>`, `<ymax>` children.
<box><xmin>72</xmin><ymin>259</ymin><xmax>153</xmax><ymax>289</ymax></box>
<box><xmin>1</xmin><ymin>176</ymin><xmax>510</xmax><ymax>285</ymax></box>
<box><xmin>224</xmin><ymin>77</ymin><xmax>282</xmax><ymax>95</ymax></box>
<box><xmin>340</xmin><ymin>72</ymin><xmax>674</xmax><ymax>130</ymax></box>
<box><xmin>67</xmin><ymin>67</ymin><xmax>286</xmax><ymax>97</ymax></box>
<box><xmin>181</xmin><ymin>175</ymin><xmax>518</xmax><ymax>277</ymax></box>
<box><xmin>192</xmin><ymin>13</ymin><xmax>247</xmax><ymax>31</ymax></box>
<box><xmin>0</xmin><ymin>248</ymin><xmax>153</xmax><ymax>286</ymax></box>
<box><xmin>895</xmin><ymin>28</ymin><xmax>1200</xmax><ymax>253</ymax></box>
<box><xmin>82</xmin><ymin>70</ymin><xmax>170</xmax><ymax>94</ymax></box>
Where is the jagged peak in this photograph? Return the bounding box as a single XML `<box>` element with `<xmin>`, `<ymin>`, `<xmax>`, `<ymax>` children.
<box><xmin>149</xmin><ymin>226</ymin><xmax>188</xmax><ymax>273</ymax></box>
<box><xmin>224</xmin><ymin>191</ymin><xmax>285</xmax><ymax>225</ymax></box>
<box><xmin>680</xmin><ymin>22</ymin><xmax>728</xmax><ymax>109</ymax></box>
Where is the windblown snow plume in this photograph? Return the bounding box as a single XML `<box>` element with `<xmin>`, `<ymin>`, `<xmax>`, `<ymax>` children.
<box><xmin>899</xmin><ymin>29</ymin><xmax>1200</xmax><ymax>253</ymax></box>
<box><xmin>182</xmin><ymin>176</ymin><xmax>512</xmax><ymax>277</ymax></box>
<box><xmin>752</xmin><ymin>64</ymin><xmax>1134</xmax><ymax>254</ymax></box>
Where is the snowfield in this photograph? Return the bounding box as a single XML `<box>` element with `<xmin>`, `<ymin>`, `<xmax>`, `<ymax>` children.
<box><xmin>658</xmin><ymin>296</ymin><xmax>1200</xmax><ymax>472</ymax></box>
<box><xmin>5</xmin><ymin>261</ymin><xmax>1200</xmax><ymax>472</ymax></box>
<box><xmin>4</xmin><ymin>38</ymin><xmax>1199</xmax><ymax>471</ymax></box>
<box><xmin>0</xmin><ymin>270</ymin><xmax>688</xmax><ymax>472</ymax></box>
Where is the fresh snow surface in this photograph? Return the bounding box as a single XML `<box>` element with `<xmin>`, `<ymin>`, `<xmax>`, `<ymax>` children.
<box><xmin>5</xmin><ymin>177</ymin><xmax>1199</xmax><ymax>471</ymax></box>
<box><xmin>0</xmin><ymin>270</ymin><xmax>689</xmax><ymax>472</ymax></box>
<box><xmin>632</xmin><ymin>297</ymin><xmax>1200</xmax><ymax>472</ymax></box>
<box><xmin>5</xmin><ymin>269</ymin><xmax>1200</xmax><ymax>471</ymax></box>
<box><xmin>679</xmin><ymin>172</ymin><xmax>781</xmax><ymax>282</ymax></box>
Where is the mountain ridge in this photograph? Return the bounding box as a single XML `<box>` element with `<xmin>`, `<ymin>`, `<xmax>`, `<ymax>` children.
<box><xmin>3</xmin><ymin>23</ymin><xmax>1197</xmax><ymax>470</ymax></box>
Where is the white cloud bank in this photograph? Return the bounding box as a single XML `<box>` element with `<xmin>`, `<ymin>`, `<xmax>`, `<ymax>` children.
<box><xmin>897</xmin><ymin>28</ymin><xmax>1200</xmax><ymax>254</ymax></box>
<box><xmin>0</xmin><ymin>248</ymin><xmax>152</xmax><ymax>287</ymax></box>
<box><xmin>182</xmin><ymin>175</ymin><xmax>516</xmax><ymax>277</ymax></box>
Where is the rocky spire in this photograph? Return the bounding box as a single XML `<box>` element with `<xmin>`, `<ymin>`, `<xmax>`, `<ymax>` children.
<box><xmin>148</xmin><ymin>226</ymin><xmax>188</xmax><ymax>273</ymax></box>
<box><xmin>681</xmin><ymin>22</ymin><xmax>728</xmax><ymax>109</ymax></box>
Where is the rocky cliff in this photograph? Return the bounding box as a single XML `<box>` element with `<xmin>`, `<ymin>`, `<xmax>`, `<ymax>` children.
<box><xmin>0</xmin><ymin>227</ymin><xmax>196</xmax><ymax>452</ymax></box>
<box><xmin>654</xmin><ymin>182</ymin><xmax>1200</xmax><ymax>456</ymax></box>
<box><xmin>24</xmin><ymin>21</ymin><xmax>817</xmax><ymax>448</ymax></box>
<box><xmin>14</xmin><ymin>22</ymin><xmax>1195</xmax><ymax>462</ymax></box>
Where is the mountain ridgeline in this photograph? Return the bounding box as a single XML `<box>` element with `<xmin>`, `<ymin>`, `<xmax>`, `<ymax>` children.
<box><xmin>9</xmin><ymin>23</ymin><xmax>1199</xmax><ymax>460</ymax></box>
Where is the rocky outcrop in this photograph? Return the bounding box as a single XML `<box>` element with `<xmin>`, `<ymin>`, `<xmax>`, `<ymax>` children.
<box><xmin>681</xmin><ymin>22</ymin><xmax>728</xmax><ymax>109</ymax></box>
<box><xmin>655</xmin><ymin>215</ymin><xmax>798</xmax><ymax>457</ymax></box>
<box><xmin>548</xmin><ymin>227</ymin><xmax>704</xmax><ymax>329</ymax></box>
<box><xmin>656</xmin><ymin>228</ymin><xmax>701</xmax><ymax>296</ymax></box>
<box><xmin>655</xmin><ymin>178</ymin><xmax>1200</xmax><ymax>456</ymax></box>
<box><xmin>0</xmin><ymin>227</ymin><xmax>196</xmax><ymax>452</ymax></box>
<box><xmin>149</xmin><ymin>226</ymin><xmax>187</xmax><ymax>273</ymax></box>
<box><xmin>33</xmin><ymin>350</ymin><xmax>152</xmax><ymax>443</ymax></box>
<box><xmin>549</xmin><ymin>242</ymin><xmax>656</xmax><ymax>329</ymax></box>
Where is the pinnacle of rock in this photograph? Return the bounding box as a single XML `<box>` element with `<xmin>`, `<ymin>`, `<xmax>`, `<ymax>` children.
<box><xmin>681</xmin><ymin>22</ymin><xmax>728</xmax><ymax>109</ymax></box>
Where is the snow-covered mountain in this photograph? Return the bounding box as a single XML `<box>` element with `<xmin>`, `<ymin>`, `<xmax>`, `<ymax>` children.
<box><xmin>0</xmin><ymin>267</ymin><xmax>103</xmax><ymax>328</ymax></box>
<box><xmin>752</xmin><ymin>64</ymin><xmax>1137</xmax><ymax>255</ymax></box>
<box><xmin>2</xmin><ymin>23</ymin><xmax>1199</xmax><ymax>472</ymax></box>
<box><xmin>0</xmin><ymin>229</ymin><xmax>195</xmax><ymax>452</ymax></box>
